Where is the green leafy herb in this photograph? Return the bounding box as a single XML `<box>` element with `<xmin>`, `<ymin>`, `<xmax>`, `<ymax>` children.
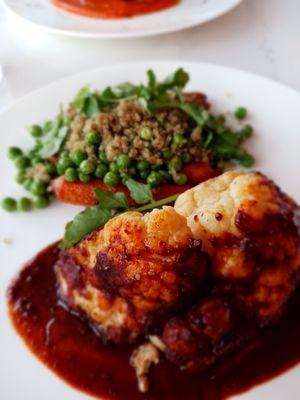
<box><xmin>38</xmin><ymin>113</ymin><xmax>69</xmax><ymax>159</ymax></box>
<box><xmin>125</xmin><ymin>178</ymin><xmax>154</xmax><ymax>204</ymax></box>
<box><xmin>94</xmin><ymin>187</ymin><xmax>128</xmax><ymax>209</ymax></box>
<box><xmin>70</xmin><ymin>86</ymin><xmax>90</xmax><ymax>110</ymax></box>
<box><xmin>60</xmin><ymin>206</ymin><xmax>112</xmax><ymax>249</ymax></box>
<box><xmin>83</xmin><ymin>95</ymin><xmax>100</xmax><ymax>118</ymax></box>
<box><xmin>135</xmin><ymin>193</ymin><xmax>179</xmax><ymax>213</ymax></box>
<box><xmin>162</xmin><ymin>68</ymin><xmax>189</xmax><ymax>89</ymax></box>
<box><xmin>61</xmin><ymin>182</ymin><xmax>178</xmax><ymax>248</ymax></box>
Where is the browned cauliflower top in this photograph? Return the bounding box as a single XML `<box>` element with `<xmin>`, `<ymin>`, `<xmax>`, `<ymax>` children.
<box><xmin>56</xmin><ymin>206</ymin><xmax>208</xmax><ymax>344</ymax></box>
<box><xmin>175</xmin><ymin>171</ymin><xmax>300</xmax><ymax>323</ymax></box>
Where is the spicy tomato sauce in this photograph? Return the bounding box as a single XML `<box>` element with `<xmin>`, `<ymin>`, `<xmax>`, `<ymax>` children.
<box><xmin>51</xmin><ymin>0</ymin><xmax>179</xmax><ymax>19</ymax></box>
<box><xmin>7</xmin><ymin>242</ymin><xmax>300</xmax><ymax>400</ymax></box>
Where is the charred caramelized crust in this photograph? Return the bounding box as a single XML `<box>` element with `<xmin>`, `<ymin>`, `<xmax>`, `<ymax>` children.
<box><xmin>55</xmin><ymin>171</ymin><xmax>300</xmax><ymax>392</ymax></box>
<box><xmin>175</xmin><ymin>171</ymin><xmax>300</xmax><ymax>324</ymax></box>
<box><xmin>55</xmin><ymin>206</ymin><xmax>208</xmax><ymax>344</ymax></box>
<box><xmin>162</xmin><ymin>297</ymin><xmax>257</xmax><ymax>371</ymax></box>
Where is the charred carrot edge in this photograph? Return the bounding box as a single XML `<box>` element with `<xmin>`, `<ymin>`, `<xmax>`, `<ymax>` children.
<box><xmin>53</xmin><ymin>162</ymin><xmax>219</xmax><ymax>207</ymax></box>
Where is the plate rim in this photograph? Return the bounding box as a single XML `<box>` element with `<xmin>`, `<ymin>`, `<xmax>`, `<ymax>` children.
<box><xmin>1</xmin><ymin>60</ymin><xmax>300</xmax><ymax>400</ymax></box>
<box><xmin>1</xmin><ymin>0</ymin><xmax>243</xmax><ymax>39</ymax></box>
<box><xmin>1</xmin><ymin>60</ymin><xmax>299</xmax><ymax>118</ymax></box>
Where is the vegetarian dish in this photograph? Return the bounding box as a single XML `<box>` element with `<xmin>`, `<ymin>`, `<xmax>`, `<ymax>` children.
<box><xmin>51</xmin><ymin>0</ymin><xmax>180</xmax><ymax>19</ymax></box>
<box><xmin>2</xmin><ymin>69</ymin><xmax>254</xmax><ymax>213</ymax></box>
<box><xmin>7</xmin><ymin>169</ymin><xmax>300</xmax><ymax>399</ymax></box>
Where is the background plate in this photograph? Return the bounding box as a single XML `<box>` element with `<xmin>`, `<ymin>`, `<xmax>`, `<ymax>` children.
<box><xmin>2</xmin><ymin>0</ymin><xmax>242</xmax><ymax>39</ymax></box>
<box><xmin>0</xmin><ymin>61</ymin><xmax>300</xmax><ymax>399</ymax></box>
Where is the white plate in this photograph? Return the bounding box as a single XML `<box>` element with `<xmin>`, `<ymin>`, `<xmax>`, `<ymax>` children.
<box><xmin>0</xmin><ymin>61</ymin><xmax>300</xmax><ymax>400</ymax></box>
<box><xmin>2</xmin><ymin>0</ymin><xmax>242</xmax><ymax>39</ymax></box>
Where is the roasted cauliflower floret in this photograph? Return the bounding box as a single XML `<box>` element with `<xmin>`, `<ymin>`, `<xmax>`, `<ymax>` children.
<box><xmin>175</xmin><ymin>171</ymin><xmax>300</xmax><ymax>323</ymax></box>
<box><xmin>56</xmin><ymin>206</ymin><xmax>208</xmax><ymax>343</ymax></box>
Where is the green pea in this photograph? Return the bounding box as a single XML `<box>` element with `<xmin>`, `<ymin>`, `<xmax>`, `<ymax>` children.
<box><xmin>30</xmin><ymin>180</ymin><xmax>47</xmax><ymax>196</ymax></box>
<box><xmin>99</xmin><ymin>150</ymin><xmax>109</xmax><ymax>164</ymax></box>
<box><xmin>14</xmin><ymin>156</ymin><xmax>30</xmax><ymax>170</ymax></box>
<box><xmin>80</xmin><ymin>159</ymin><xmax>96</xmax><ymax>175</ymax></box>
<box><xmin>56</xmin><ymin>157</ymin><xmax>74</xmax><ymax>175</ymax></box>
<box><xmin>140</xmin><ymin>127</ymin><xmax>152</xmax><ymax>140</ymax></box>
<box><xmin>17</xmin><ymin>197</ymin><xmax>32</xmax><ymax>212</ymax></box>
<box><xmin>43</xmin><ymin>121</ymin><xmax>53</xmax><ymax>133</ymax></box>
<box><xmin>94</xmin><ymin>164</ymin><xmax>108</xmax><ymax>179</ymax></box>
<box><xmin>116</xmin><ymin>154</ymin><xmax>131</xmax><ymax>170</ymax></box>
<box><xmin>169</xmin><ymin>156</ymin><xmax>182</xmax><ymax>172</ymax></box>
<box><xmin>139</xmin><ymin>170</ymin><xmax>150</xmax><ymax>180</ymax></box>
<box><xmin>174</xmin><ymin>173</ymin><xmax>187</xmax><ymax>185</ymax></box>
<box><xmin>16</xmin><ymin>171</ymin><xmax>26</xmax><ymax>184</ymax></box>
<box><xmin>162</xmin><ymin>149</ymin><xmax>172</xmax><ymax>160</ymax></box>
<box><xmin>35</xmin><ymin>195</ymin><xmax>50</xmax><ymax>209</ymax></box>
<box><xmin>30</xmin><ymin>125</ymin><xmax>43</xmax><ymax>138</ymax></box>
<box><xmin>45</xmin><ymin>162</ymin><xmax>57</xmax><ymax>176</ymax></box>
<box><xmin>23</xmin><ymin>179</ymin><xmax>33</xmax><ymax>191</ymax></box>
<box><xmin>240</xmin><ymin>124</ymin><xmax>253</xmax><ymax>138</ymax></box>
<box><xmin>31</xmin><ymin>156</ymin><xmax>43</xmax><ymax>166</ymax></box>
<box><xmin>78</xmin><ymin>172</ymin><xmax>91</xmax><ymax>183</ymax></box>
<box><xmin>85</xmin><ymin>131</ymin><xmax>101</xmax><ymax>146</ymax></box>
<box><xmin>159</xmin><ymin>170</ymin><xmax>171</xmax><ymax>182</ymax></box>
<box><xmin>234</xmin><ymin>107</ymin><xmax>247</xmax><ymax>120</ymax></box>
<box><xmin>109</xmin><ymin>162</ymin><xmax>119</xmax><ymax>173</ymax></box>
<box><xmin>7</xmin><ymin>146</ymin><xmax>23</xmax><ymax>160</ymax></box>
<box><xmin>137</xmin><ymin>160</ymin><xmax>150</xmax><ymax>171</ymax></box>
<box><xmin>1</xmin><ymin>197</ymin><xmax>17</xmax><ymax>212</ymax></box>
<box><xmin>147</xmin><ymin>171</ymin><xmax>162</xmax><ymax>188</ymax></box>
<box><xmin>59</xmin><ymin>151</ymin><xmax>70</xmax><ymax>160</ymax></box>
<box><xmin>103</xmin><ymin>172</ymin><xmax>120</xmax><ymax>187</ymax></box>
<box><xmin>64</xmin><ymin>168</ymin><xmax>78</xmax><ymax>182</ymax></box>
<box><xmin>70</xmin><ymin>150</ymin><xmax>87</xmax><ymax>166</ymax></box>
<box><xmin>181</xmin><ymin>153</ymin><xmax>191</xmax><ymax>164</ymax></box>
<box><xmin>173</xmin><ymin>134</ymin><xmax>186</xmax><ymax>148</ymax></box>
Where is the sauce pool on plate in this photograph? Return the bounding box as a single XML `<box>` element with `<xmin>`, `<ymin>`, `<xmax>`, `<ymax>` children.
<box><xmin>51</xmin><ymin>0</ymin><xmax>180</xmax><ymax>19</ymax></box>
<box><xmin>7</xmin><ymin>242</ymin><xmax>300</xmax><ymax>400</ymax></box>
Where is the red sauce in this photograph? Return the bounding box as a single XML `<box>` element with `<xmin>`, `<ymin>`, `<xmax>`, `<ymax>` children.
<box><xmin>7</xmin><ymin>242</ymin><xmax>300</xmax><ymax>400</ymax></box>
<box><xmin>51</xmin><ymin>0</ymin><xmax>179</xmax><ymax>19</ymax></box>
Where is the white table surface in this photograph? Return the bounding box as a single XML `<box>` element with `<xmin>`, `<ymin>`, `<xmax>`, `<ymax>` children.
<box><xmin>0</xmin><ymin>0</ymin><xmax>299</xmax><ymax>105</ymax></box>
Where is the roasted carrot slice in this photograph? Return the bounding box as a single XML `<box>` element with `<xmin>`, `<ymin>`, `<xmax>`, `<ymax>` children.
<box><xmin>53</xmin><ymin>162</ymin><xmax>218</xmax><ymax>207</ymax></box>
<box><xmin>183</xmin><ymin>162</ymin><xmax>219</xmax><ymax>184</ymax></box>
<box><xmin>183</xmin><ymin>92</ymin><xmax>210</xmax><ymax>110</ymax></box>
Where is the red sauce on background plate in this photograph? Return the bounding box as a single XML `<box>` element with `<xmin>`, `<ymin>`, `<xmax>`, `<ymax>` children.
<box><xmin>7</xmin><ymin>242</ymin><xmax>300</xmax><ymax>399</ymax></box>
<box><xmin>51</xmin><ymin>0</ymin><xmax>179</xmax><ymax>19</ymax></box>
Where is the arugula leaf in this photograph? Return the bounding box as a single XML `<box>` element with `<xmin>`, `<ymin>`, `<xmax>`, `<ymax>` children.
<box><xmin>234</xmin><ymin>151</ymin><xmax>255</xmax><ymax>167</ymax></box>
<box><xmin>38</xmin><ymin>114</ymin><xmax>69</xmax><ymax>159</ymax></box>
<box><xmin>114</xmin><ymin>82</ymin><xmax>138</xmax><ymax>98</ymax></box>
<box><xmin>61</xmin><ymin>191</ymin><xmax>179</xmax><ymax>247</ymax></box>
<box><xmin>94</xmin><ymin>187</ymin><xmax>128</xmax><ymax>209</ymax></box>
<box><xmin>180</xmin><ymin>103</ymin><xmax>210</xmax><ymax>126</ymax></box>
<box><xmin>163</xmin><ymin>68</ymin><xmax>189</xmax><ymax>89</ymax></box>
<box><xmin>135</xmin><ymin>193</ymin><xmax>179</xmax><ymax>213</ymax></box>
<box><xmin>70</xmin><ymin>86</ymin><xmax>91</xmax><ymax>110</ymax></box>
<box><xmin>147</xmin><ymin>69</ymin><xmax>157</xmax><ymax>89</ymax></box>
<box><xmin>125</xmin><ymin>179</ymin><xmax>153</xmax><ymax>205</ymax></box>
<box><xmin>83</xmin><ymin>95</ymin><xmax>100</xmax><ymax>118</ymax></box>
<box><xmin>60</xmin><ymin>206</ymin><xmax>112</xmax><ymax>249</ymax></box>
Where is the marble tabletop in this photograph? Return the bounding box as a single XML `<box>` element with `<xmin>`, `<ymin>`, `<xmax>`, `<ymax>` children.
<box><xmin>0</xmin><ymin>0</ymin><xmax>299</xmax><ymax>107</ymax></box>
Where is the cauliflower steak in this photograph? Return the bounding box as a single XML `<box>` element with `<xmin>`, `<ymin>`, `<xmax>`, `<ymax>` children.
<box><xmin>56</xmin><ymin>206</ymin><xmax>208</xmax><ymax>344</ymax></box>
<box><xmin>175</xmin><ymin>171</ymin><xmax>300</xmax><ymax>323</ymax></box>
